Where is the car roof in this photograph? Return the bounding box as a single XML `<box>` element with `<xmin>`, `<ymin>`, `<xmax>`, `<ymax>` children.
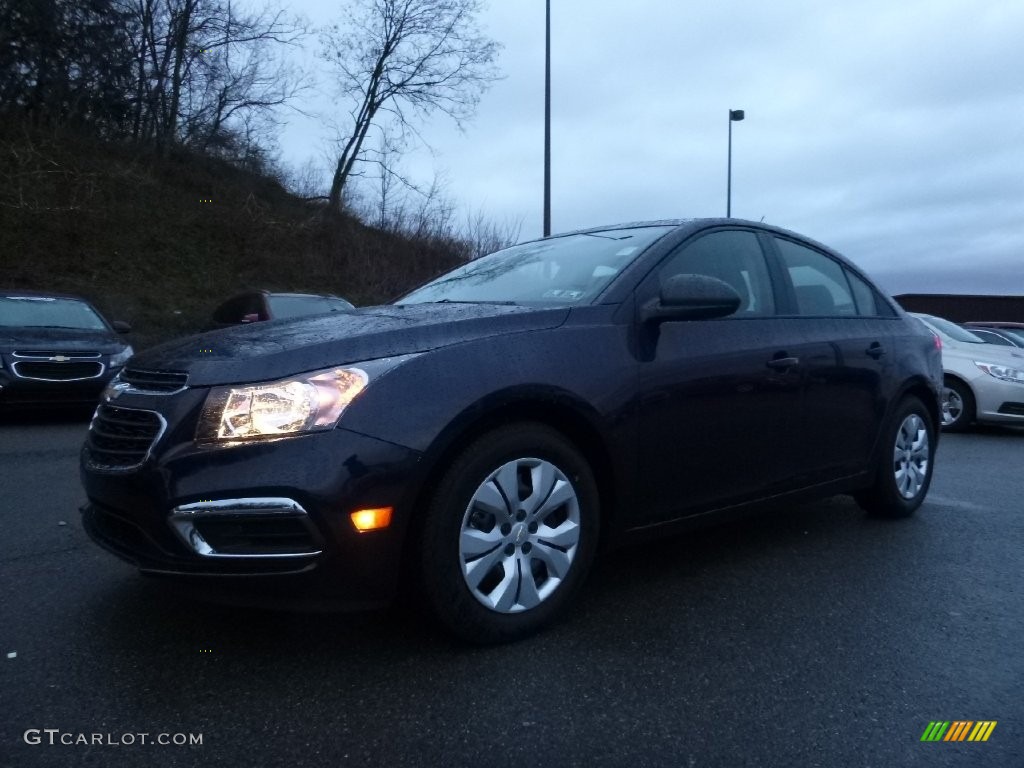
<box><xmin>1</xmin><ymin>289</ymin><xmax>91</xmax><ymax>302</ymax></box>
<box><xmin>232</xmin><ymin>290</ymin><xmax>345</xmax><ymax>300</ymax></box>
<box><xmin>964</xmin><ymin>321</ymin><xmax>1024</xmax><ymax>329</ymax></box>
<box><xmin>545</xmin><ymin>218</ymin><xmax>848</xmax><ymax>260</ymax></box>
<box><xmin>265</xmin><ymin>292</ymin><xmax>347</xmax><ymax>299</ymax></box>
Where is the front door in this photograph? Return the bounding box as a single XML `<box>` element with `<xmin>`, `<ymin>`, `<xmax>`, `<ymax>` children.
<box><xmin>633</xmin><ymin>229</ymin><xmax>806</xmax><ymax>526</ymax></box>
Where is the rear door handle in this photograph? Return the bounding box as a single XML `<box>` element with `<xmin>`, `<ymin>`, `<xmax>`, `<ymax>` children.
<box><xmin>866</xmin><ymin>342</ymin><xmax>886</xmax><ymax>359</ymax></box>
<box><xmin>766</xmin><ymin>356</ymin><xmax>800</xmax><ymax>370</ymax></box>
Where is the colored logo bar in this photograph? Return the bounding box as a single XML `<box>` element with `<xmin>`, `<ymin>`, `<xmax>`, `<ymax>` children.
<box><xmin>921</xmin><ymin>721</ymin><xmax>997</xmax><ymax>742</ymax></box>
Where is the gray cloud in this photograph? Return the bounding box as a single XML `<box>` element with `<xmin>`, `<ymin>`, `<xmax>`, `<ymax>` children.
<box><xmin>282</xmin><ymin>0</ymin><xmax>1024</xmax><ymax>295</ymax></box>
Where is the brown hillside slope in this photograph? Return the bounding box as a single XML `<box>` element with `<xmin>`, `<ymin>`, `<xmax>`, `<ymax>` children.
<box><xmin>0</xmin><ymin>123</ymin><xmax>463</xmax><ymax>348</ymax></box>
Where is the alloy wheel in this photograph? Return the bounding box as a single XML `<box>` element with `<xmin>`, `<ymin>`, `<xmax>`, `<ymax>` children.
<box><xmin>459</xmin><ymin>457</ymin><xmax>581</xmax><ymax>613</ymax></box>
<box><xmin>893</xmin><ymin>413</ymin><xmax>930</xmax><ymax>499</ymax></box>
<box><xmin>941</xmin><ymin>387</ymin><xmax>963</xmax><ymax>426</ymax></box>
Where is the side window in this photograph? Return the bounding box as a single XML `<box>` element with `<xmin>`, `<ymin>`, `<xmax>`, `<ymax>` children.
<box><xmin>658</xmin><ymin>230</ymin><xmax>775</xmax><ymax>316</ymax></box>
<box><xmin>845</xmin><ymin>269</ymin><xmax>878</xmax><ymax>316</ymax></box>
<box><xmin>774</xmin><ymin>238</ymin><xmax>856</xmax><ymax>316</ymax></box>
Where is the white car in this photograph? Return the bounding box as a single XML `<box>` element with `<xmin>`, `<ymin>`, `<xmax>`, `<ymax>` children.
<box><xmin>912</xmin><ymin>313</ymin><xmax>1024</xmax><ymax>431</ymax></box>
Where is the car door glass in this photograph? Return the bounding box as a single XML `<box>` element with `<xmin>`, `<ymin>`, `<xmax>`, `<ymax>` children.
<box><xmin>658</xmin><ymin>230</ymin><xmax>774</xmax><ymax>315</ymax></box>
<box><xmin>845</xmin><ymin>269</ymin><xmax>879</xmax><ymax>316</ymax></box>
<box><xmin>775</xmin><ymin>238</ymin><xmax>856</xmax><ymax>316</ymax></box>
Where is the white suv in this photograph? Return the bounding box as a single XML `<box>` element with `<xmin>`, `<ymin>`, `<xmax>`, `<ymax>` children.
<box><xmin>912</xmin><ymin>313</ymin><xmax>1024</xmax><ymax>431</ymax></box>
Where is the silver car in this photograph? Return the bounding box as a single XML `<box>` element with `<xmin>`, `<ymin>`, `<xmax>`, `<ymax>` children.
<box><xmin>912</xmin><ymin>313</ymin><xmax>1024</xmax><ymax>431</ymax></box>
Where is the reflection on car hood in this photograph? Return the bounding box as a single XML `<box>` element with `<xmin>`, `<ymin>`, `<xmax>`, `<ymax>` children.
<box><xmin>129</xmin><ymin>303</ymin><xmax>571</xmax><ymax>386</ymax></box>
<box><xmin>0</xmin><ymin>326</ymin><xmax>126</xmax><ymax>353</ymax></box>
<box><xmin>942</xmin><ymin>338</ymin><xmax>1024</xmax><ymax>363</ymax></box>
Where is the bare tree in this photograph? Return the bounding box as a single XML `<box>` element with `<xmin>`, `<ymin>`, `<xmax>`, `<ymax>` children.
<box><xmin>126</xmin><ymin>0</ymin><xmax>307</xmax><ymax>155</ymax></box>
<box><xmin>320</xmin><ymin>0</ymin><xmax>500</xmax><ymax>210</ymax></box>
<box><xmin>462</xmin><ymin>206</ymin><xmax>522</xmax><ymax>259</ymax></box>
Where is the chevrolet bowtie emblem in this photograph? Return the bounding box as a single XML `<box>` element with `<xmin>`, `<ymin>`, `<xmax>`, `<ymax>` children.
<box><xmin>50</xmin><ymin>355</ymin><xmax>70</xmax><ymax>362</ymax></box>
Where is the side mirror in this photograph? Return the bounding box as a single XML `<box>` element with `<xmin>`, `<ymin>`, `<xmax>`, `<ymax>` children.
<box><xmin>642</xmin><ymin>274</ymin><xmax>742</xmax><ymax>323</ymax></box>
<box><xmin>111</xmin><ymin>320</ymin><xmax>132</xmax><ymax>333</ymax></box>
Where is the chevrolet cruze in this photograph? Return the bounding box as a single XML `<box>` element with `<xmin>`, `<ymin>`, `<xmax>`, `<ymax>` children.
<box><xmin>80</xmin><ymin>219</ymin><xmax>943</xmax><ymax>642</ymax></box>
<box><xmin>1</xmin><ymin>291</ymin><xmax>133</xmax><ymax>408</ymax></box>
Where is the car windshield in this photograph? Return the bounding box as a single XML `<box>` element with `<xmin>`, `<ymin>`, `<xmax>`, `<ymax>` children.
<box><xmin>397</xmin><ymin>226</ymin><xmax>676</xmax><ymax>306</ymax></box>
<box><xmin>0</xmin><ymin>296</ymin><xmax>107</xmax><ymax>330</ymax></box>
<box><xmin>993</xmin><ymin>328</ymin><xmax>1024</xmax><ymax>345</ymax></box>
<box><xmin>267</xmin><ymin>295</ymin><xmax>354</xmax><ymax>319</ymax></box>
<box><xmin>919</xmin><ymin>314</ymin><xmax>985</xmax><ymax>343</ymax></box>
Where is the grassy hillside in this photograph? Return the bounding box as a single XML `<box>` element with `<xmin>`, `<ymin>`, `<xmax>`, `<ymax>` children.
<box><xmin>0</xmin><ymin>123</ymin><xmax>464</xmax><ymax>349</ymax></box>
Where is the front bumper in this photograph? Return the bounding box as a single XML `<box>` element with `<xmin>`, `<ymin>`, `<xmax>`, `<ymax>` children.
<box><xmin>81</xmin><ymin>413</ymin><xmax>424</xmax><ymax>607</ymax></box>
<box><xmin>970</xmin><ymin>374</ymin><xmax>1024</xmax><ymax>425</ymax></box>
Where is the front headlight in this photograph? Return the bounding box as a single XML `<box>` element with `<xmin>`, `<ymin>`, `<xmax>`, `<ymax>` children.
<box><xmin>975</xmin><ymin>361</ymin><xmax>1024</xmax><ymax>385</ymax></box>
<box><xmin>195</xmin><ymin>356</ymin><xmax>416</xmax><ymax>444</ymax></box>
<box><xmin>109</xmin><ymin>346</ymin><xmax>134</xmax><ymax>368</ymax></box>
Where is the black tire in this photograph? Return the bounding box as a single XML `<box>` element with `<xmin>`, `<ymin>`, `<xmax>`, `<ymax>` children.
<box><xmin>419</xmin><ymin>422</ymin><xmax>600</xmax><ymax>644</ymax></box>
<box><xmin>855</xmin><ymin>395</ymin><xmax>935</xmax><ymax>518</ymax></box>
<box><xmin>941</xmin><ymin>377</ymin><xmax>975</xmax><ymax>433</ymax></box>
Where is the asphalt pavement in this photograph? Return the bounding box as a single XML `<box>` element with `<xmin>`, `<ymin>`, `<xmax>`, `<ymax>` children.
<box><xmin>1</xmin><ymin>411</ymin><xmax>1021</xmax><ymax>767</ymax></box>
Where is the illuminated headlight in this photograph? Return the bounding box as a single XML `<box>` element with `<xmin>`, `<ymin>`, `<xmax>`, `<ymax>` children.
<box><xmin>109</xmin><ymin>346</ymin><xmax>134</xmax><ymax>368</ymax></box>
<box><xmin>196</xmin><ymin>367</ymin><xmax>368</xmax><ymax>443</ymax></box>
<box><xmin>975</xmin><ymin>361</ymin><xmax>1024</xmax><ymax>385</ymax></box>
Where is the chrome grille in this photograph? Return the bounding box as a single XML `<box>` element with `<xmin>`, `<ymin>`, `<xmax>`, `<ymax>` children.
<box><xmin>121</xmin><ymin>368</ymin><xmax>189</xmax><ymax>393</ymax></box>
<box><xmin>85</xmin><ymin>405</ymin><xmax>165</xmax><ymax>471</ymax></box>
<box><xmin>13</xmin><ymin>360</ymin><xmax>104</xmax><ymax>380</ymax></box>
<box><xmin>14</xmin><ymin>349</ymin><xmax>101</xmax><ymax>358</ymax></box>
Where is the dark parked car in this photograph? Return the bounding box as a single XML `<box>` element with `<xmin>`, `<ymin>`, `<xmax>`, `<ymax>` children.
<box><xmin>80</xmin><ymin>220</ymin><xmax>942</xmax><ymax>642</ymax></box>
<box><xmin>1</xmin><ymin>291</ymin><xmax>133</xmax><ymax>407</ymax></box>
<box><xmin>209</xmin><ymin>290</ymin><xmax>354</xmax><ymax>328</ymax></box>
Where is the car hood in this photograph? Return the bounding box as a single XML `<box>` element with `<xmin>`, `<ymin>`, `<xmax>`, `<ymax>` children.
<box><xmin>0</xmin><ymin>326</ymin><xmax>126</xmax><ymax>353</ymax></box>
<box><xmin>128</xmin><ymin>303</ymin><xmax>571</xmax><ymax>386</ymax></box>
<box><xmin>942</xmin><ymin>339</ymin><xmax>1024</xmax><ymax>363</ymax></box>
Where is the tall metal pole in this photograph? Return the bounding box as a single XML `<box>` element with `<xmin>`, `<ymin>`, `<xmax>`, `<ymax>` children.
<box><xmin>726</xmin><ymin>109</ymin><xmax>744</xmax><ymax>218</ymax></box>
<box><xmin>726</xmin><ymin>112</ymin><xmax>733</xmax><ymax>218</ymax></box>
<box><xmin>543</xmin><ymin>0</ymin><xmax>551</xmax><ymax>237</ymax></box>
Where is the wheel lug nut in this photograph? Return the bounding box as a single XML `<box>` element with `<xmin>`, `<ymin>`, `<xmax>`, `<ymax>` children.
<box><xmin>504</xmin><ymin>544</ymin><xmax>515</xmax><ymax>556</ymax></box>
<box><xmin>500</xmin><ymin>523</ymin><xmax>512</xmax><ymax>535</ymax></box>
<box><xmin>516</xmin><ymin>510</ymin><xmax>527</xmax><ymax>521</ymax></box>
<box><xmin>528</xmin><ymin>522</ymin><xmax>538</xmax><ymax>534</ymax></box>
<box><xmin>521</xmin><ymin>542</ymin><xmax>532</xmax><ymax>554</ymax></box>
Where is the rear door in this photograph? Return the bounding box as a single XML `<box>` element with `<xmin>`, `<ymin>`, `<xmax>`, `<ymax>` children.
<box><xmin>766</xmin><ymin>236</ymin><xmax>894</xmax><ymax>482</ymax></box>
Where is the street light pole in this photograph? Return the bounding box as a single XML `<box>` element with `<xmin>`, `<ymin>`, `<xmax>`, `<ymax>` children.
<box><xmin>727</xmin><ymin>108</ymin><xmax>744</xmax><ymax>218</ymax></box>
<box><xmin>543</xmin><ymin>0</ymin><xmax>551</xmax><ymax>237</ymax></box>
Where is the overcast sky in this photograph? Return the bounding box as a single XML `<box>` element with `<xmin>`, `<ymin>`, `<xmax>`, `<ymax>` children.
<box><xmin>280</xmin><ymin>0</ymin><xmax>1024</xmax><ymax>295</ymax></box>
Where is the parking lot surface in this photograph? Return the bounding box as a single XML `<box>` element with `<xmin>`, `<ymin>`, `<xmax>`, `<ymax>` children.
<box><xmin>1</xmin><ymin>413</ymin><xmax>1021</xmax><ymax>767</ymax></box>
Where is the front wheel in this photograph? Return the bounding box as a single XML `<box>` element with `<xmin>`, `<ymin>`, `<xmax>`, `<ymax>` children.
<box><xmin>855</xmin><ymin>396</ymin><xmax>935</xmax><ymax>518</ymax></box>
<box><xmin>419</xmin><ymin>423</ymin><xmax>599</xmax><ymax>643</ymax></box>
<box><xmin>941</xmin><ymin>378</ymin><xmax>975</xmax><ymax>432</ymax></box>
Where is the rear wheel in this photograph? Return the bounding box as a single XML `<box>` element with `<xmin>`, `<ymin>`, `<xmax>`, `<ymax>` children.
<box><xmin>941</xmin><ymin>377</ymin><xmax>975</xmax><ymax>432</ymax></box>
<box><xmin>419</xmin><ymin>423</ymin><xmax>599</xmax><ymax>643</ymax></box>
<box><xmin>855</xmin><ymin>395</ymin><xmax>935</xmax><ymax>518</ymax></box>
